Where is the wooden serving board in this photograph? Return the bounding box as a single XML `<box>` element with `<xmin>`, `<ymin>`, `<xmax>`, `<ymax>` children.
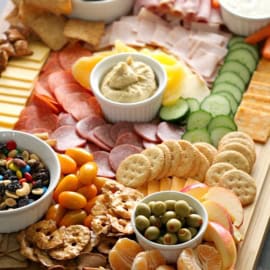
<box><xmin>1</xmin><ymin>1</ymin><xmax>270</xmax><ymax>269</ymax></box>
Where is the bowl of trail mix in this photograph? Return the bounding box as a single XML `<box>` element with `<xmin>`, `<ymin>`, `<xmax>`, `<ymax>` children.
<box><xmin>0</xmin><ymin>130</ymin><xmax>60</xmax><ymax>233</ymax></box>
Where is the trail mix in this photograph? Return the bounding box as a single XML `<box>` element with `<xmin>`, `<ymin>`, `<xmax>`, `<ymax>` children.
<box><xmin>0</xmin><ymin>140</ymin><xmax>50</xmax><ymax>210</ymax></box>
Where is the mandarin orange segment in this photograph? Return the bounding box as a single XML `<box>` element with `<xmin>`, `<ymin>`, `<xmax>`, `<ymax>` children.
<box><xmin>65</xmin><ymin>147</ymin><xmax>94</xmax><ymax>166</ymax></box>
<box><xmin>109</xmin><ymin>238</ymin><xmax>143</xmax><ymax>270</ymax></box>
<box><xmin>177</xmin><ymin>248</ymin><xmax>201</xmax><ymax>270</ymax></box>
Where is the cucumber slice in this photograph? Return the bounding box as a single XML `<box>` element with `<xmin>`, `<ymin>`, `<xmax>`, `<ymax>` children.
<box><xmin>220</xmin><ymin>60</ymin><xmax>251</xmax><ymax>85</ymax></box>
<box><xmin>187</xmin><ymin>110</ymin><xmax>212</xmax><ymax>131</ymax></box>
<box><xmin>208</xmin><ymin>115</ymin><xmax>237</xmax><ymax>133</ymax></box>
<box><xmin>212</xmin><ymin>82</ymin><xmax>242</xmax><ymax>103</ymax></box>
<box><xmin>200</xmin><ymin>95</ymin><xmax>231</xmax><ymax>117</ymax></box>
<box><xmin>159</xmin><ymin>98</ymin><xmax>189</xmax><ymax>122</ymax></box>
<box><xmin>210</xmin><ymin>127</ymin><xmax>234</xmax><ymax>147</ymax></box>
<box><xmin>228</xmin><ymin>36</ymin><xmax>244</xmax><ymax>48</ymax></box>
<box><xmin>214</xmin><ymin>71</ymin><xmax>246</xmax><ymax>92</ymax></box>
<box><xmin>226</xmin><ymin>49</ymin><xmax>257</xmax><ymax>73</ymax></box>
<box><xmin>182</xmin><ymin>128</ymin><xmax>211</xmax><ymax>144</ymax></box>
<box><xmin>214</xmin><ymin>91</ymin><xmax>238</xmax><ymax>114</ymax></box>
<box><xmin>185</xmin><ymin>98</ymin><xmax>200</xmax><ymax>113</ymax></box>
<box><xmin>230</xmin><ymin>43</ymin><xmax>259</xmax><ymax>62</ymax></box>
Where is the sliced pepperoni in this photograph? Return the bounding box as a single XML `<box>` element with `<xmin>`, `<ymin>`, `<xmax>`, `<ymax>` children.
<box><xmin>115</xmin><ymin>131</ymin><xmax>143</xmax><ymax>148</ymax></box>
<box><xmin>109</xmin><ymin>144</ymin><xmax>142</xmax><ymax>172</ymax></box>
<box><xmin>48</xmin><ymin>70</ymin><xmax>77</xmax><ymax>93</ymax></box>
<box><xmin>59</xmin><ymin>42</ymin><xmax>92</xmax><ymax>71</ymax></box>
<box><xmin>142</xmin><ymin>140</ymin><xmax>158</xmax><ymax>149</ymax></box>
<box><xmin>93</xmin><ymin>124</ymin><xmax>115</xmax><ymax>149</ymax></box>
<box><xmin>76</xmin><ymin>115</ymin><xmax>106</xmax><ymax>140</ymax></box>
<box><xmin>61</xmin><ymin>92</ymin><xmax>102</xmax><ymax>120</ymax></box>
<box><xmin>50</xmin><ymin>125</ymin><xmax>86</xmax><ymax>153</ymax></box>
<box><xmin>37</xmin><ymin>71</ymin><xmax>51</xmax><ymax>94</ymax></box>
<box><xmin>42</xmin><ymin>51</ymin><xmax>63</xmax><ymax>74</ymax></box>
<box><xmin>134</xmin><ymin>123</ymin><xmax>161</xmax><ymax>143</ymax></box>
<box><xmin>110</xmin><ymin>122</ymin><xmax>134</xmax><ymax>142</ymax></box>
<box><xmin>157</xmin><ymin>122</ymin><xmax>185</xmax><ymax>142</ymax></box>
<box><xmin>87</xmin><ymin>130</ymin><xmax>111</xmax><ymax>151</ymax></box>
<box><xmin>92</xmin><ymin>151</ymin><xmax>115</xmax><ymax>178</ymax></box>
<box><xmin>34</xmin><ymin>80</ymin><xmax>54</xmax><ymax>99</ymax></box>
<box><xmin>57</xmin><ymin>113</ymin><xmax>77</xmax><ymax>127</ymax></box>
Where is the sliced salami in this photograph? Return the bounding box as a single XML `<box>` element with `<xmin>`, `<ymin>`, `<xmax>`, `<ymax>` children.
<box><xmin>92</xmin><ymin>151</ymin><xmax>115</xmax><ymax>178</ymax></box>
<box><xmin>48</xmin><ymin>70</ymin><xmax>77</xmax><ymax>93</ymax></box>
<box><xmin>57</xmin><ymin>113</ymin><xmax>77</xmax><ymax>127</ymax></box>
<box><xmin>93</xmin><ymin>124</ymin><xmax>115</xmax><ymax>149</ymax></box>
<box><xmin>42</xmin><ymin>51</ymin><xmax>63</xmax><ymax>74</ymax></box>
<box><xmin>109</xmin><ymin>144</ymin><xmax>142</xmax><ymax>172</ymax></box>
<box><xmin>134</xmin><ymin>123</ymin><xmax>161</xmax><ymax>143</ymax></box>
<box><xmin>110</xmin><ymin>122</ymin><xmax>134</xmax><ymax>142</ymax></box>
<box><xmin>115</xmin><ymin>131</ymin><xmax>143</xmax><ymax>148</ymax></box>
<box><xmin>142</xmin><ymin>140</ymin><xmax>158</xmax><ymax>149</ymax></box>
<box><xmin>84</xmin><ymin>143</ymin><xmax>103</xmax><ymax>153</ymax></box>
<box><xmin>50</xmin><ymin>125</ymin><xmax>87</xmax><ymax>152</ymax></box>
<box><xmin>157</xmin><ymin>122</ymin><xmax>185</xmax><ymax>142</ymax></box>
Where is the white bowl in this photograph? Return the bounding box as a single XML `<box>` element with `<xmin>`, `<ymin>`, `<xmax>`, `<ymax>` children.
<box><xmin>70</xmin><ymin>0</ymin><xmax>135</xmax><ymax>23</ymax></box>
<box><xmin>0</xmin><ymin>131</ymin><xmax>60</xmax><ymax>233</ymax></box>
<box><xmin>219</xmin><ymin>0</ymin><xmax>270</xmax><ymax>36</ymax></box>
<box><xmin>90</xmin><ymin>52</ymin><xmax>167</xmax><ymax>123</ymax></box>
<box><xmin>131</xmin><ymin>191</ymin><xmax>208</xmax><ymax>264</ymax></box>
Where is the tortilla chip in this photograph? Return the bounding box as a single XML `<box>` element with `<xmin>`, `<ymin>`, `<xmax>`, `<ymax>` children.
<box><xmin>19</xmin><ymin>3</ymin><xmax>68</xmax><ymax>51</ymax></box>
<box><xmin>64</xmin><ymin>19</ymin><xmax>105</xmax><ymax>48</ymax></box>
<box><xmin>24</xmin><ymin>0</ymin><xmax>72</xmax><ymax>15</ymax></box>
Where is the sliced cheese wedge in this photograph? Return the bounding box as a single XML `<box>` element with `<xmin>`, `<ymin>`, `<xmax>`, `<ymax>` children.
<box><xmin>0</xmin><ymin>78</ymin><xmax>34</xmax><ymax>90</ymax></box>
<box><xmin>8</xmin><ymin>58</ymin><xmax>44</xmax><ymax>70</ymax></box>
<box><xmin>0</xmin><ymin>86</ymin><xmax>30</xmax><ymax>98</ymax></box>
<box><xmin>27</xmin><ymin>41</ymin><xmax>50</xmax><ymax>62</ymax></box>
<box><xmin>0</xmin><ymin>115</ymin><xmax>18</xmax><ymax>128</ymax></box>
<box><xmin>0</xmin><ymin>94</ymin><xmax>28</xmax><ymax>105</ymax></box>
<box><xmin>0</xmin><ymin>102</ymin><xmax>25</xmax><ymax>117</ymax></box>
<box><xmin>1</xmin><ymin>66</ymin><xmax>39</xmax><ymax>82</ymax></box>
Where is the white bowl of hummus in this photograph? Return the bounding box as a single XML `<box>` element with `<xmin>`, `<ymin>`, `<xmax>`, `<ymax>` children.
<box><xmin>219</xmin><ymin>0</ymin><xmax>270</xmax><ymax>36</ymax></box>
<box><xmin>90</xmin><ymin>52</ymin><xmax>167</xmax><ymax>123</ymax></box>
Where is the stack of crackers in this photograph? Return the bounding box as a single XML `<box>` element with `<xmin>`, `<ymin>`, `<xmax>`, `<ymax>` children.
<box><xmin>234</xmin><ymin>58</ymin><xmax>270</xmax><ymax>143</ymax></box>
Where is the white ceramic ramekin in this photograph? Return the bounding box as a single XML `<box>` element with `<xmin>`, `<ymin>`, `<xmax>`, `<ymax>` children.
<box><xmin>219</xmin><ymin>0</ymin><xmax>270</xmax><ymax>36</ymax></box>
<box><xmin>0</xmin><ymin>131</ymin><xmax>60</xmax><ymax>233</ymax></box>
<box><xmin>131</xmin><ymin>191</ymin><xmax>208</xmax><ymax>264</ymax></box>
<box><xmin>90</xmin><ymin>52</ymin><xmax>167</xmax><ymax>123</ymax></box>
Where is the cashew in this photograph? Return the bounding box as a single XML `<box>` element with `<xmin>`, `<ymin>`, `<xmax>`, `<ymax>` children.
<box><xmin>32</xmin><ymin>188</ymin><xmax>44</xmax><ymax>195</ymax></box>
<box><xmin>22</xmin><ymin>150</ymin><xmax>30</xmax><ymax>161</ymax></box>
<box><xmin>2</xmin><ymin>180</ymin><xmax>11</xmax><ymax>186</ymax></box>
<box><xmin>0</xmin><ymin>201</ymin><xmax>6</xmax><ymax>210</ymax></box>
<box><xmin>8</xmin><ymin>149</ymin><xmax>18</xmax><ymax>158</ymax></box>
<box><xmin>5</xmin><ymin>190</ymin><xmax>19</xmax><ymax>199</ymax></box>
<box><xmin>30</xmin><ymin>153</ymin><xmax>40</xmax><ymax>161</ymax></box>
<box><xmin>5</xmin><ymin>197</ymin><xmax>17</xmax><ymax>207</ymax></box>
<box><xmin>16</xmin><ymin>182</ymin><xmax>31</xmax><ymax>197</ymax></box>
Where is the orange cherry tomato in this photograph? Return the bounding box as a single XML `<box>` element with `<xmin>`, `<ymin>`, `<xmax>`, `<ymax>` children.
<box><xmin>57</xmin><ymin>153</ymin><xmax>77</xmax><ymax>174</ymax></box>
<box><xmin>53</xmin><ymin>174</ymin><xmax>79</xmax><ymax>202</ymax></box>
<box><xmin>45</xmin><ymin>204</ymin><xmax>66</xmax><ymax>225</ymax></box>
<box><xmin>58</xmin><ymin>191</ymin><xmax>87</xmax><ymax>209</ymax></box>
<box><xmin>83</xmin><ymin>214</ymin><xmax>93</xmax><ymax>228</ymax></box>
<box><xmin>77</xmin><ymin>161</ymin><xmax>98</xmax><ymax>186</ymax></box>
<box><xmin>84</xmin><ymin>196</ymin><xmax>98</xmax><ymax>214</ymax></box>
<box><xmin>93</xmin><ymin>176</ymin><xmax>108</xmax><ymax>193</ymax></box>
<box><xmin>65</xmin><ymin>147</ymin><xmax>93</xmax><ymax>166</ymax></box>
<box><xmin>77</xmin><ymin>184</ymin><xmax>98</xmax><ymax>200</ymax></box>
<box><xmin>59</xmin><ymin>209</ymin><xmax>87</xmax><ymax>226</ymax></box>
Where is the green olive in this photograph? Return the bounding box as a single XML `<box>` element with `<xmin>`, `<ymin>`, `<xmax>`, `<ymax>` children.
<box><xmin>135</xmin><ymin>203</ymin><xmax>151</xmax><ymax>218</ymax></box>
<box><xmin>135</xmin><ymin>215</ymin><xmax>150</xmax><ymax>232</ymax></box>
<box><xmin>188</xmin><ymin>227</ymin><xmax>198</xmax><ymax>237</ymax></box>
<box><xmin>177</xmin><ymin>228</ymin><xmax>192</xmax><ymax>243</ymax></box>
<box><xmin>165</xmin><ymin>199</ymin><xmax>176</xmax><ymax>211</ymax></box>
<box><xmin>149</xmin><ymin>215</ymin><xmax>162</xmax><ymax>228</ymax></box>
<box><xmin>144</xmin><ymin>226</ymin><xmax>160</xmax><ymax>241</ymax></box>
<box><xmin>174</xmin><ymin>200</ymin><xmax>191</xmax><ymax>218</ymax></box>
<box><xmin>166</xmin><ymin>218</ymin><xmax>182</xmax><ymax>233</ymax></box>
<box><xmin>151</xmin><ymin>201</ymin><xmax>167</xmax><ymax>216</ymax></box>
<box><xmin>148</xmin><ymin>201</ymin><xmax>155</xmax><ymax>212</ymax></box>
<box><xmin>161</xmin><ymin>211</ymin><xmax>176</xmax><ymax>224</ymax></box>
<box><xmin>186</xmin><ymin>214</ymin><xmax>203</xmax><ymax>228</ymax></box>
<box><xmin>163</xmin><ymin>232</ymin><xmax>178</xmax><ymax>245</ymax></box>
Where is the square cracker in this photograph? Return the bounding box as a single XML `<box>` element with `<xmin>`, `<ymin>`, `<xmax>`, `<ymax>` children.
<box><xmin>19</xmin><ymin>3</ymin><xmax>68</xmax><ymax>51</ymax></box>
<box><xmin>250</xmin><ymin>71</ymin><xmax>270</xmax><ymax>85</ymax></box>
<box><xmin>64</xmin><ymin>19</ymin><xmax>105</xmax><ymax>48</ymax></box>
<box><xmin>256</xmin><ymin>58</ymin><xmax>270</xmax><ymax>72</ymax></box>
<box><xmin>234</xmin><ymin>106</ymin><xmax>270</xmax><ymax>143</ymax></box>
<box><xmin>24</xmin><ymin>0</ymin><xmax>72</xmax><ymax>15</ymax></box>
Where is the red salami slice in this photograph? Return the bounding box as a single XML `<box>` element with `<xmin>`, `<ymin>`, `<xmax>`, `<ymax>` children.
<box><xmin>92</xmin><ymin>151</ymin><xmax>115</xmax><ymax>178</ymax></box>
<box><xmin>157</xmin><ymin>122</ymin><xmax>185</xmax><ymax>142</ymax></box>
<box><xmin>50</xmin><ymin>125</ymin><xmax>86</xmax><ymax>152</ymax></box>
<box><xmin>109</xmin><ymin>144</ymin><xmax>142</xmax><ymax>172</ymax></box>
<box><xmin>42</xmin><ymin>51</ymin><xmax>63</xmax><ymax>74</ymax></box>
<box><xmin>34</xmin><ymin>80</ymin><xmax>54</xmax><ymax>99</ymax></box>
<box><xmin>115</xmin><ymin>131</ymin><xmax>143</xmax><ymax>148</ymax></box>
<box><xmin>84</xmin><ymin>143</ymin><xmax>103</xmax><ymax>153</ymax></box>
<box><xmin>59</xmin><ymin>42</ymin><xmax>92</xmax><ymax>71</ymax></box>
<box><xmin>93</xmin><ymin>124</ymin><xmax>115</xmax><ymax>149</ymax></box>
<box><xmin>110</xmin><ymin>122</ymin><xmax>134</xmax><ymax>142</ymax></box>
<box><xmin>134</xmin><ymin>123</ymin><xmax>161</xmax><ymax>143</ymax></box>
<box><xmin>76</xmin><ymin>115</ymin><xmax>106</xmax><ymax>140</ymax></box>
<box><xmin>57</xmin><ymin>113</ymin><xmax>77</xmax><ymax>127</ymax></box>
<box><xmin>48</xmin><ymin>70</ymin><xmax>77</xmax><ymax>93</ymax></box>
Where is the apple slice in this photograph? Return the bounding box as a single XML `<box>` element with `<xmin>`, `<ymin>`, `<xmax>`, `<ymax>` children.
<box><xmin>204</xmin><ymin>221</ymin><xmax>237</xmax><ymax>270</ymax></box>
<box><xmin>181</xmin><ymin>183</ymin><xmax>209</xmax><ymax>201</ymax></box>
<box><xmin>202</xmin><ymin>187</ymin><xmax>244</xmax><ymax>227</ymax></box>
<box><xmin>203</xmin><ymin>200</ymin><xmax>233</xmax><ymax>234</ymax></box>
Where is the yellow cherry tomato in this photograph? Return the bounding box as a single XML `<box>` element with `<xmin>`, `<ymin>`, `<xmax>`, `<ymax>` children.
<box><xmin>77</xmin><ymin>184</ymin><xmax>98</xmax><ymax>200</ymax></box>
<box><xmin>57</xmin><ymin>153</ymin><xmax>77</xmax><ymax>174</ymax></box>
<box><xmin>58</xmin><ymin>191</ymin><xmax>87</xmax><ymax>209</ymax></box>
<box><xmin>65</xmin><ymin>147</ymin><xmax>93</xmax><ymax>166</ymax></box>
<box><xmin>45</xmin><ymin>204</ymin><xmax>66</xmax><ymax>225</ymax></box>
<box><xmin>59</xmin><ymin>209</ymin><xmax>87</xmax><ymax>226</ymax></box>
<box><xmin>77</xmin><ymin>161</ymin><xmax>98</xmax><ymax>186</ymax></box>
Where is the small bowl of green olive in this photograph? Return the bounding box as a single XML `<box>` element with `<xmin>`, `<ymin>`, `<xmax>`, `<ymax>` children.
<box><xmin>131</xmin><ymin>191</ymin><xmax>208</xmax><ymax>264</ymax></box>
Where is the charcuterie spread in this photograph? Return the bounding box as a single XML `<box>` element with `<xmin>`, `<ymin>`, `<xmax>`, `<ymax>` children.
<box><xmin>1</xmin><ymin>0</ymin><xmax>270</xmax><ymax>269</ymax></box>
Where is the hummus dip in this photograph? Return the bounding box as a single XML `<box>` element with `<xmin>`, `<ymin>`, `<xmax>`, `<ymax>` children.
<box><xmin>100</xmin><ymin>56</ymin><xmax>157</xmax><ymax>103</ymax></box>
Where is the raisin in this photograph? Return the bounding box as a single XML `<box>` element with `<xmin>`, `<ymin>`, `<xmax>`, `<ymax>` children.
<box><xmin>6</xmin><ymin>181</ymin><xmax>21</xmax><ymax>192</ymax></box>
<box><xmin>17</xmin><ymin>197</ymin><xmax>29</xmax><ymax>207</ymax></box>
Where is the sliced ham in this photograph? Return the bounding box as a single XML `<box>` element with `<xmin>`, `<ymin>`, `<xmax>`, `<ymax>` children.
<box><xmin>115</xmin><ymin>131</ymin><xmax>143</xmax><ymax>148</ymax></box>
<box><xmin>134</xmin><ymin>123</ymin><xmax>160</xmax><ymax>143</ymax></box>
<box><xmin>197</xmin><ymin>0</ymin><xmax>211</xmax><ymax>22</ymax></box>
<box><xmin>182</xmin><ymin>0</ymin><xmax>201</xmax><ymax>16</ymax></box>
<box><xmin>209</xmin><ymin>8</ymin><xmax>223</xmax><ymax>25</ymax></box>
<box><xmin>165</xmin><ymin>25</ymin><xmax>189</xmax><ymax>47</ymax></box>
<box><xmin>150</xmin><ymin>23</ymin><xmax>171</xmax><ymax>48</ymax></box>
<box><xmin>92</xmin><ymin>151</ymin><xmax>115</xmax><ymax>178</ymax></box>
<box><xmin>57</xmin><ymin>113</ymin><xmax>77</xmax><ymax>127</ymax></box>
<box><xmin>93</xmin><ymin>124</ymin><xmax>115</xmax><ymax>149</ymax></box>
<box><xmin>110</xmin><ymin>122</ymin><xmax>134</xmax><ymax>142</ymax></box>
<box><xmin>109</xmin><ymin>144</ymin><xmax>142</xmax><ymax>172</ymax></box>
<box><xmin>133</xmin><ymin>0</ymin><xmax>160</xmax><ymax>14</ymax></box>
<box><xmin>50</xmin><ymin>125</ymin><xmax>86</xmax><ymax>152</ymax></box>
<box><xmin>157</xmin><ymin>121</ymin><xmax>185</xmax><ymax>141</ymax></box>
<box><xmin>142</xmin><ymin>140</ymin><xmax>158</xmax><ymax>149</ymax></box>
